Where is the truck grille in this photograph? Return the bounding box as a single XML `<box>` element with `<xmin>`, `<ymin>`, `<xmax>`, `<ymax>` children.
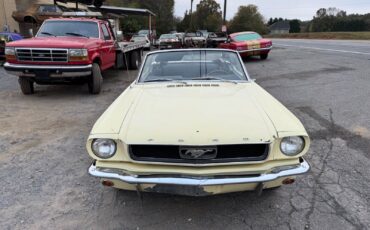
<box><xmin>16</xmin><ymin>48</ymin><xmax>68</xmax><ymax>62</ymax></box>
<box><xmin>129</xmin><ymin>144</ymin><xmax>269</xmax><ymax>164</ymax></box>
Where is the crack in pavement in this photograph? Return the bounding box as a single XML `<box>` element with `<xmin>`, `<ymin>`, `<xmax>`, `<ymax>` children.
<box><xmin>297</xmin><ymin>108</ymin><xmax>367</xmax><ymax>229</ymax></box>
<box><xmin>297</xmin><ymin>106</ymin><xmax>370</xmax><ymax>157</ymax></box>
<box><xmin>257</xmin><ymin>66</ymin><xmax>354</xmax><ymax>83</ymax></box>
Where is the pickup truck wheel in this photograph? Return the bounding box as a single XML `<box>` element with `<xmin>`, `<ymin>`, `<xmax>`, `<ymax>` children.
<box><xmin>129</xmin><ymin>51</ymin><xmax>141</xmax><ymax>70</ymax></box>
<box><xmin>260</xmin><ymin>54</ymin><xmax>268</xmax><ymax>60</ymax></box>
<box><xmin>88</xmin><ymin>63</ymin><xmax>102</xmax><ymax>94</ymax></box>
<box><xmin>18</xmin><ymin>77</ymin><xmax>34</xmax><ymax>95</ymax></box>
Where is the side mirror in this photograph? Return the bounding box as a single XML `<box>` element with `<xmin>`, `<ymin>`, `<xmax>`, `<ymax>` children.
<box><xmin>116</xmin><ymin>31</ymin><xmax>123</xmax><ymax>41</ymax></box>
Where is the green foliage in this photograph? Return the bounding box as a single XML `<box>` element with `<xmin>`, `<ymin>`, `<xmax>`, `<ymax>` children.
<box><xmin>106</xmin><ymin>0</ymin><xmax>175</xmax><ymax>35</ymax></box>
<box><xmin>289</xmin><ymin>20</ymin><xmax>301</xmax><ymax>33</ymax></box>
<box><xmin>228</xmin><ymin>5</ymin><xmax>268</xmax><ymax>34</ymax></box>
<box><xmin>175</xmin><ymin>0</ymin><xmax>222</xmax><ymax>32</ymax></box>
<box><xmin>309</xmin><ymin>7</ymin><xmax>369</xmax><ymax>32</ymax></box>
<box><xmin>194</xmin><ymin>0</ymin><xmax>222</xmax><ymax>31</ymax></box>
<box><xmin>176</xmin><ymin>11</ymin><xmax>191</xmax><ymax>32</ymax></box>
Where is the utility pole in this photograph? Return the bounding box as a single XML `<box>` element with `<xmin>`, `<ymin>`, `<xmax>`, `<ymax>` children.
<box><xmin>189</xmin><ymin>0</ymin><xmax>194</xmax><ymax>30</ymax></box>
<box><xmin>223</xmin><ymin>0</ymin><xmax>227</xmax><ymax>24</ymax></box>
<box><xmin>2</xmin><ymin>0</ymin><xmax>9</xmax><ymax>31</ymax></box>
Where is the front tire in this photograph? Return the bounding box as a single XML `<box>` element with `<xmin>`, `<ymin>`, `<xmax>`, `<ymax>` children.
<box><xmin>18</xmin><ymin>77</ymin><xmax>34</xmax><ymax>95</ymax></box>
<box><xmin>129</xmin><ymin>51</ymin><xmax>141</xmax><ymax>70</ymax></box>
<box><xmin>260</xmin><ymin>53</ymin><xmax>268</xmax><ymax>60</ymax></box>
<box><xmin>88</xmin><ymin>63</ymin><xmax>102</xmax><ymax>94</ymax></box>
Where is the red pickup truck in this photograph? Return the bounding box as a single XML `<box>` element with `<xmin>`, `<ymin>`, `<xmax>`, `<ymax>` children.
<box><xmin>4</xmin><ymin>17</ymin><xmax>145</xmax><ymax>95</ymax></box>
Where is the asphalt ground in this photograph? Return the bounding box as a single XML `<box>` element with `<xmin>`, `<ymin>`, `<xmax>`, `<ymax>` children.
<box><xmin>0</xmin><ymin>39</ymin><xmax>369</xmax><ymax>230</ymax></box>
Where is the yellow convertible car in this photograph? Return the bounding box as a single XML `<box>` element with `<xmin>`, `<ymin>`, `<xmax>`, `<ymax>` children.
<box><xmin>86</xmin><ymin>49</ymin><xmax>310</xmax><ymax>196</ymax></box>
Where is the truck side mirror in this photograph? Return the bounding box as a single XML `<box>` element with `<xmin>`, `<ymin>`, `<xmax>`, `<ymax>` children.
<box><xmin>116</xmin><ymin>31</ymin><xmax>123</xmax><ymax>41</ymax></box>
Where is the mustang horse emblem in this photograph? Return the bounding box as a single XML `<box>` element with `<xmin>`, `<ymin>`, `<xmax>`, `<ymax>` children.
<box><xmin>179</xmin><ymin>147</ymin><xmax>217</xmax><ymax>160</ymax></box>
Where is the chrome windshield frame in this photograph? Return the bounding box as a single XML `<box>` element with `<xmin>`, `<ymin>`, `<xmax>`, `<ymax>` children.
<box><xmin>135</xmin><ymin>48</ymin><xmax>252</xmax><ymax>84</ymax></box>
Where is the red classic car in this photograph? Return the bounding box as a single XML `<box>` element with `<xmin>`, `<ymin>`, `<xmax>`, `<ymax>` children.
<box><xmin>219</xmin><ymin>31</ymin><xmax>272</xmax><ymax>60</ymax></box>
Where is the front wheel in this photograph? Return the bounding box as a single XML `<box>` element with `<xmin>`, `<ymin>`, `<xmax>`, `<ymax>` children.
<box><xmin>260</xmin><ymin>53</ymin><xmax>268</xmax><ymax>60</ymax></box>
<box><xmin>87</xmin><ymin>63</ymin><xmax>102</xmax><ymax>94</ymax></box>
<box><xmin>129</xmin><ymin>51</ymin><xmax>141</xmax><ymax>70</ymax></box>
<box><xmin>18</xmin><ymin>77</ymin><xmax>34</xmax><ymax>95</ymax></box>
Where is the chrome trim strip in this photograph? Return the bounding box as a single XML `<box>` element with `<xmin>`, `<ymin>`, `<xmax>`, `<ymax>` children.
<box><xmin>88</xmin><ymin>158</ymin><xmax>310</xmax><ymax>186</ymax></box>
<box><xmin>135</xmin><ymin>48</ymin><xmax>252</xmax><ymax>83</ymax></box>
<box><xmin>4</xmin><ymin>62</ymin><xmax>92</xmax><ymax>70</ymax></box>
<box><xmin>238</xmin><ymin>46</ymin><xmax>272</xmax><ymax>53</ymax></box>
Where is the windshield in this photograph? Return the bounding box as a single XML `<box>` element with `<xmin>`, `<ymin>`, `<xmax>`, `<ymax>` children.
<box><xmin>132</xmin><ymin>35</ymin><xmax>146</xmax><ymax>40</ymax></box>
<box><xmin>139</xmin><ymin>50</ymin><xmax>248</xmax><ymax>83</ymax></box>
<box><xmin>138</xmin><ymin>30</ymin><xmax>149</xmax><ymax>35</ymax></box>
<box><xmin>160</xmin><ymin>34</ymin><xmax>176</xmax><ymax>39</ymax></box>
<box><xmin>233</xmin><ymin>33</ymin><xmax>262</xmax><ymax>41</ymax></box>
<box><xmin>37</xmin><ymin>21</ymin><xmax>99</xmax><ymax>38</ymax></box>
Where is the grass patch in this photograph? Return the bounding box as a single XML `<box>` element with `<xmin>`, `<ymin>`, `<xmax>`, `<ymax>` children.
<box><xmin>265</xmin><ymin>32</ymin><xmax>370</xmax><ymax>40</ymax></box>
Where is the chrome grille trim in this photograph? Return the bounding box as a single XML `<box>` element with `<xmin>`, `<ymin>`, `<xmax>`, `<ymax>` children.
<box><xmin>16</xmin><ymin>48</ymin><xmax>68</xmax><ymax>62</ymax></box>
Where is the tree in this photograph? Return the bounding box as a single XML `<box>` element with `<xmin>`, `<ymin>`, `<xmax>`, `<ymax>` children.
<box><xmin>176</xmin><ymin>11</ymin><xmax>191</xmax><ymax>31</ymax></box>
<box><xmin>228</xmin><ymin>5</ymin><xmax>268</xmax><ymax>34</ymax></box>
<box><xmin>267</xmin><ymin>18</ymin><xmax>274</xmax><ymax>25</ymax></box>
<box><xmin>316</xmin><ymin>8</ymin><xmax>327</xmax><ymax>18</ymax></box>
<box><xmin>194</xmin><ymin>0</ymin><xmax>222</xmax><ymax>31</ymax></box>
<box><xmin>289</xmin><ymin>19</ymin><xmax>301</xmax><ymax>33</ymax></box>
<box><xmin>106</xmin><ymin>0</ymin><xmax>175</xmax><ymax>34</ymax></box>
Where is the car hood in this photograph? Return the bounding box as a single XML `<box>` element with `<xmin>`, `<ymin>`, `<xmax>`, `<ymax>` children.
<box><xmin>91</xmin><ymin>82</ymin><xmax>307</xmax><ymax>145</ymax></box>
<box><xmin>6</xmin><ymin>37</ymin><xmax>100</xmax><ymax>49</ymax></box>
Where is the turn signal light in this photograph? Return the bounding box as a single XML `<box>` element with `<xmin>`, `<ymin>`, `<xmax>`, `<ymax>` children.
<box><xmin>69</xmin><ymin>56</ymin><xmax>88</xmax><ymax>62</ymax></box>
<box><xmin>282</xmin><ymin>178</ymin><xmax>295</xmax><ymax>185</ymax></box>
<box><xmin>5</xmin><ymin>54</ymin><xmax>16</xmax><ymax>60</ymax></box>
<box><xmin>102</xmin><ymin>180</ymin><xmax>114</xmax><ymax>187</ymax></box>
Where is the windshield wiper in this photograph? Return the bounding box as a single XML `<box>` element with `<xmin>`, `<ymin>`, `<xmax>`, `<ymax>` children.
<box><xmin>65</xmin><ymin>32</ymin><xmax>89</xmax><ymax>38</ymax></box>
<box><xmin>40</xmin><ymin>32</ymin><xmax>56</xmax><ymax>37</ymax></box>
<box><xmin>191</xmin><ymin>77</ymin><xmax>238</xmax><ymax>84</ymax></box>
<box><xmin>144</xmin><ymin>78</ymin><xmax>188</xmax><ymax>84</ymax></box>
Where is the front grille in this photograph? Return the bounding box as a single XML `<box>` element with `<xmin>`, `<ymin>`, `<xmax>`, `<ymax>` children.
<box><xmin>129</xmin><ymin>144</ymin><xmax>269</xmax><ymax>164</ymax></box>
<box><xmin>16</xmin><ymin>48</ymin><xmax>68</xmax><ymax>62</ymax></box>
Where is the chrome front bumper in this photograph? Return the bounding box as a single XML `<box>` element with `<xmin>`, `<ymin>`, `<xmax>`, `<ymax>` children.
<box><xmin>238</xmin><ymin>46</ymin><xmax>272</xmax><ymax>53</ymax></box>
<box><xmin>4</xmin><ymin>62</ymin><xmax>92</xmax><ymax>77</ymax></box>
<box><xmin>88</xmin><ymin>158</ymin><xmax>310</xmax><ymax>186</ymax></box>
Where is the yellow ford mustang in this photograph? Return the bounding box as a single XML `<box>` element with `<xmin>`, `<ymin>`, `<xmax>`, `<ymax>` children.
<box><xmin>86</xmin><ymin>49</ymin><xmax>310</xmax><ymax>196</ymax></box>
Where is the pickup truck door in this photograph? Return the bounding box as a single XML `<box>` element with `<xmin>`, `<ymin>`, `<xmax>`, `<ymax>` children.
<box><xmin>100</xmin><ymin>23</ymin><xmax>116</xmax><ymax>70</ymax></box>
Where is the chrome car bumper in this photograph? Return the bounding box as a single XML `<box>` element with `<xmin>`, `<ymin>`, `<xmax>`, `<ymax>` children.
<box><xmin>238</xmin><ymin>46</ymin><xmax>272</xmax><ymax>53</ymax></box>
<box><xmin>4</xmin><ymin>62</ymin><xmax>92</xmax><ymax>77</ymax></box>
<box><xmin>88</xmin><ymin>158</ymin><xmax>310</xmax><ymax>186</ymax></box>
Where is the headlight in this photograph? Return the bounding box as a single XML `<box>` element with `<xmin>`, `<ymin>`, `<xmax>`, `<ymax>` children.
<box><xmin>91</xmin><ymin>139</ymin><xmax>117</xmax><ymax>159</ymax></box>
<box><xmin>69</xmin><ymin>49</ymin><xmax>88</xmax><ymax>61</ymax></box>
<box><xmin>280</xmin><ymin>136</ymin><xmax>305</xmax><ymax>156</ymax></box>
<box><xmin>69</xmin><ymin>49</ymin><xmax>88</xmax><ymax>57</ymax></box>
<box><xmin>5</xmin><ymin>47</ymin><xmax>15</xmax><ymax>55</ymax></box>
<box><xmin>5</xmin><ymin>47</ymin><xmax>16</xmax><ymax>60</ymax></box>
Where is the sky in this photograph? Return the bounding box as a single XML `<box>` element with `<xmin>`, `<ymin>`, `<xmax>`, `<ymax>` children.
<box><xmin>174</xmin><ymin>0</ymin><xmax>370</xmax><ymax>21</ymax></box>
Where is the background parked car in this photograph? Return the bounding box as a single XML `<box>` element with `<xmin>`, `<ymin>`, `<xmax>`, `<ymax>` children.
<box><xmin>173</xmin><ymin>32</ymin><xmax>185</xmax><ymax>47</ymax></box>
<box><xmin>184</xmin><ymin>31</ymin><xmax>206</xmax><ymax>48</ymax></box>
<box><xmin>0</xmin><ymin>32</ymin><xmax>23</xmax><ymax>64</ymax></box>
<box><xmin>158</xmin><ymin>34</ymin><xmax>182</xmax><ymax>50</ymax></box>
<box><xmin>12</xmin><ymin>4</ymin><xmax>75</xmax><ymax>24</ymax></box>
<box><xmin>219</xmin><ymin>31</ymin><xmax>272</xmax><ymax>60</ymax></box>
<box><xmin>138</xmin><ymin>29</ymin><xmax>156</xmax><ymax>44</ymax></box>
<box><xmin>206</xmin><ymin>32</ymin><xmax>227</xmax><ymax>48</ymax></box>
<box><xmin>130</xmin><ymin>34</ymin><xmax>151</xmax><ymax>50</ymax></box>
